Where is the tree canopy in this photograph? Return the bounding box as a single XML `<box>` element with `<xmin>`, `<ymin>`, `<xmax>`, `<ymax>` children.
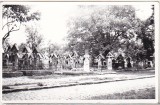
<box><xmin>25</xmin><ymin>26</ymin><xmax>43</xmax><ymax>50</ymax></box>
<box><xmin>66</xmin><ymin>5</ymin><xmax>140</xmax><ymax>57</ymax></box>
<box><xmin>2</xmin><ymin>5</ymin><xmax>41</xmax><ymax>51</ymax></box>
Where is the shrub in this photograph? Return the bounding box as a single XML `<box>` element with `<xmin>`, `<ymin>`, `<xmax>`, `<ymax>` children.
<box><xmin>20</xmin><ymin>70</ymin><xmax>54</xmax><ymax>76</ymax></box>
<box><xmin>3</xmin><ymin>71</ymin><xmax>23</xmax><ymax>78</ymax></box>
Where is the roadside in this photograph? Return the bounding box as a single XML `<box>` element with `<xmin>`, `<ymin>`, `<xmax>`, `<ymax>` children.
<box><xmin>2</xmin><ymin>70</ymin><xmax>155</xmax><ymax>93</ymax></box>
<box><xmin>3</xmin><ymin>77</ymin><xmax>155</xmax><ymax>100</ymax></box>
<box><xmin>88</xmin><ymin>87</ymin><xmax>155</xmax><ymax>99</ymax></box>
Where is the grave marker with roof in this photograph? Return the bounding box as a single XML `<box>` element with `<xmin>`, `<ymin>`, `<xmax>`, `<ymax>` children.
<box><xmin>106</xmin><ymin>52</ymin><xmax>114</xmax><ymax>70</ymax></box>
<box><xmin>83</xmin><ymin>49</ymin><xmax>90</xmax><ymax>72</ymax></box>
<box><xmin>116</xmin><ymin>54</ymin><xmax>125</xmax><ymax>69</ymax></box>
<box><xmin>10</xmin><ymin>44</ymin><xmax>19</xmax><ymax>70</ymax></box>
<box><xmin>97</xmin><ymin>51</ymin><xmax>105</xmax><ymax>70</ymax></box>
<box><xmin>32</xmin><ymin>47</ymin><xmax>40</xmax><ymax>69</ymax></box>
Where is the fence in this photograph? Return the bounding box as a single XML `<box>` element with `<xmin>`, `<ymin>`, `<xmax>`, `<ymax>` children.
<box><xmin>3</xmin><ymin>60</ymin><xmax>154</xmax><ymax>72</ymax></box>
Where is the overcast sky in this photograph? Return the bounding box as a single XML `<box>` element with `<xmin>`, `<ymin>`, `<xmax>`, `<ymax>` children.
<box><xmin>2</xmin><ymin>2</ymin><xmax>154</xmax><ymax>48</ymax></box>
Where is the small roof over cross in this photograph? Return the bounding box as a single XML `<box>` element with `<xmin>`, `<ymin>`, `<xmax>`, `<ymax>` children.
<box><xmin>10</xmin><ymin>44</ymin><xmax>19</xmax><ymax>53</ymax></box>
<box><xmin>6</xmin><ymin>45</ymin><xmax>11</xmax><ymax>53</ymax></box>
<box><xmin>50</xmin><ymin>53</ymin><xmax>58</xmax><ymax>58</ymax></box>
<box><xmin>106</xmin><ymin>52</ymin><xmax>114</xmax><ymax>58</ymax></box>
<box><xmin>22</xmin><ymin>46</ymin><xmax>31</xmax><ymax>53</ymax></box>
<box><xmin>71</xmin><ymin>51</ymin><xmax>78</xmax><ymax>57</ymax></box>
<box><xmin>97</xmin><ymin>53</ymin><xmax>105</xmax><ymax>59</ymax></box>
<box><xmin>32</xmin><ymin>47</ymin><xmax>39</xmax><ymax>54</ymax></box>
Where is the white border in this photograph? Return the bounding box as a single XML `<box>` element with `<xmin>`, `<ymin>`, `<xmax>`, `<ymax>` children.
<box><xmin>0</xmin><ymin>1</ymin><xmax>159</xmax><ymax>104</ymax></box>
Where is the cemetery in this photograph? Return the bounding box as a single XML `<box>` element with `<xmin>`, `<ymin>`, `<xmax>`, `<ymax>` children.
<box><xmin>2</xmin><ymin>43</ymin><xmax>155</xmax><ymax>78</ymax></box>
<box><xmin>2</xmin><ymin>5</ymin><xmax>155</xmax><ymax>77</ymax></box>
<box><xmin>2</xmin><ymin>4</ymin><xmax>156</xmax><ymax>100</ymax></box>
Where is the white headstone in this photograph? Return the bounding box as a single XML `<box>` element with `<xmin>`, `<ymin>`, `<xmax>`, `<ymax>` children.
<box><xmin>98</xmin><ymin>58</ymin><xmax>102</xmax><ymax>70</ymax></box>
<box><xmin>84</xmin><ymin>52</ymin><xmax>90</xmax><ymax>72</ymax></box>
<box><xmin>107</xmin><ymin>57</ymin><xmax>112</xmax><ymax>70</ymax></box>
<box><xmin>148</xmin><ymin>61</ymin><xmax>153</xmax><ymax>67</ymax></box>
<box><xmin>124</xmin><ymin>59</ymin><xmax>127</xmax><ymax>68</ymax></box>
<box><xmin>131</xmin><ymin>61</ymin><xmax>134</xmax><ymax>67</ymax></box>
<box><xmin>106</xmin><ymin>52</ymin><xmax>114</xmax><ymax>70</ymax></box>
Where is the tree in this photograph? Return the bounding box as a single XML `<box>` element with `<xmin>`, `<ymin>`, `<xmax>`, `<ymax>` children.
<box><xmin>25</xmin><ymin>26</ymin><xmax>43</xmax><ymax>50</ymax></box>
<box><xmin>45</xmin><ymin>41</ymin><xmax>60</xmax><ymax>57</ymax></box>
<box><xmin>134</xmin><ymin>5</ymin><xmax>154</xmax><ymax>61</ymax></box>
<box><xmin>18</xmin><ymin>43</ymin><xmax>27</xmax><ymax>53</ymax></box>
<box><xmin>2</xmin><ymin>5</ymin><xmax>41</xmax><ymax>50</ymax></box>
<box><xmin>66</xmin><ymin>5</ymin><xmax>139</xmax><ymax>57</ymax></box>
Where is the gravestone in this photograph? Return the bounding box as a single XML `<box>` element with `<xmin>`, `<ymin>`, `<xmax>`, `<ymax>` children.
<box><xmin>51</xmin><ymin>53</ymin><xmax>58</xmax><ymax>70</ymax></box>
<box><xmin>70</xmin><ymin>58</ymin><xmax>75</xmax><ymax>69</ymax></box>
<box><xmin>14</xmin><ymin>54</ymin><xmax>19</xmax><ymax>70</ymax></box>
<box><xmin>148</xmin><ymin>61</ymin><xmax>153</xmax><ymax>68</ymax></box>
<box><xmin>98</xmin><ymin>58</ymin><xmax>102</xmax><ymax>70</ymax></box>
<box><xmin>106</xmin><ymin>52</ymin><xmax>114</xmax><ymax>70</ymax></box>
<box><xmin>49</xmin><ymin>56</ymin><xmax>53</xmax><ymax>69</ymax></box>
<box><xmin>57</xmin><ymin>55</ymin><xmax>62</xmax><ymax>71</ymax></box>
<box><xmin>124</xmin><ymin>59</ymin><xmax>127</xmax><ymax>68</ymax></box>
<box><xmin>112</xmin><ymin>59</ymin><xmax>116</xmax><ymax>69</ymax></box>
<box><xmin>126</xmin><ymin>57</ymin><xmax>132</xmax><ymax>68</ymax></box>
<box><xmin>10</xmin><ymin>44</ymin><xmax>19</xmax><ymax>70</ymax></box>
<box><xmin>83</xmin><ymin>50</ymin><xmax>90</xmax><ymax>72</ymax></box>
<box><xmin>97</xmin><ymin>51</ymin><xmax>104</xmax><ymax>70</ymax></box>
<box><xmin>32</xmin><ymin>47</ymin><xmax>39</xmax><ymax>69</ymax></box>
<box><xmin>3</xmin><ymin>54</ymin><xmax>9</xmax><ymax>68</ymax></box>
<box><xmin>117</xmin><ymin>54</ymin><xmax>125</xmax><ymax>69</ymax></box>
<box><xmin>139</xmin><ymin>61</ymin><xmax>144</xmax><ymax>69</ymax></box>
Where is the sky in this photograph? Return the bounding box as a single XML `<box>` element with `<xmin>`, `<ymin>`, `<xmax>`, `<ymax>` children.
<box><xmin>2</xmin><ymin>2</ymin><xmax>154</xmax><ymax>48</ymax></box>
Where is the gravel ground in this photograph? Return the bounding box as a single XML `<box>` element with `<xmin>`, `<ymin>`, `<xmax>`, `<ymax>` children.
<box><xmin>2</xmin><ymin>77</ymin><xmax>155</xmax><ymax>100</ymax></box>
<box><xmin>3</xmin><ymin>70</ymin><xmax>155</xmax><ymax>86</ymax></box>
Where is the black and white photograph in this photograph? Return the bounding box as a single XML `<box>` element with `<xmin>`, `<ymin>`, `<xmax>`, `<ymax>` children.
<box><xmin>1</xmin><ymin>1</ymin><xmax>159</xmax><ymax>103</ymax></box>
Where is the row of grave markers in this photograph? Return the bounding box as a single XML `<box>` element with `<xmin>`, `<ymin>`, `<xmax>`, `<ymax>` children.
<box><xmin>3</xmin><ymin>44</ymin><xmax>154</xmax><ymax>71</ymax></box>
<box><xmin>3</xmin><ymin>44</ymin><xmax>43</xmax><ymax>70</ymax></box>
<box><xmin>84</xmin><ymin>50</ymin><xmax>154</xmax><ymax>72</ymax></box>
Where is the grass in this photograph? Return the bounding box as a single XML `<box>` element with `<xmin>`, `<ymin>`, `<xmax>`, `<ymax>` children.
<box><xmin>89</xmin><ymin>87</ymin><xmax>155</xmax><ymax>99</ymax></box>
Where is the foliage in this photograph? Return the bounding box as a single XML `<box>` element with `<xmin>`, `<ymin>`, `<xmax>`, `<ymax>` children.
<box><xmin>124</xmin><ymin>40</ymin><xmax>146</xmax><ymax>61</ymax></box>
<box><xmin>134</xmin><ymin>9</ymin><xmax>154</xmax><ymax>60</ymax></box>
<box><xmin>18</xmin><ymin>43</ymin><xmax>27</xmax><ymax>53</ymax></box>
<box><xmin>66</xmin><ymin>5</ymin><xmax>139</xmax><ymax>57</ymax></box>
<box><xmin>66</xmin><ymin>5</ymin><xmax>154</xmax><ymax>63</ymax></box>
<box><xmin>25</xmin><ymin>26</ymin><xmax>43</xmax><ymax>50</ymax></box>
<box><xmin>41</xmin><ymin>41</ymin><xmax>60</xmax><ymax>56</ymax></box>
<box><xmin>2</xmin><ymin>5</ymin><xmax>41</xmax><ymax>50</ymax></box>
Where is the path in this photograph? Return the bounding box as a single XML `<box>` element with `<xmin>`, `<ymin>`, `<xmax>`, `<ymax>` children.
<box><xmin>3</xmin><ymin>77</ymin><xmax>155</xmax><ymax>100</ymax></box>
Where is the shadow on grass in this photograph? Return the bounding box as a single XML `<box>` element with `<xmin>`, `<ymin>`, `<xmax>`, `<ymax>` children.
<box><xmin>89</xmin><ymin>87</ymin><xmax>155</xmax><ymax>99</ymax></box>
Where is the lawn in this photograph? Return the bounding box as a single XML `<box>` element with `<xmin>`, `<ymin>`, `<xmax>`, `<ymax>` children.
<box><xmin>89</xmin><ymin>87</ymin><xmax>155</xmax><ymax>99</ymax></box>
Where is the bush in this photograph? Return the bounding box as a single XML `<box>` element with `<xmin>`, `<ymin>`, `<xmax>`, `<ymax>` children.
<box><xmin>3</xmin><ymin>71</ymin><xmax>23</xmax><ymax>78</ymax></box>
<box><xmin>37</xmin><ymin>83</ymin><xmax>43</xmax><ymax>86</ymax></box>
<box><xmin>20</xmin><ymin>70</ymin><xmax>54</xmax><ymax>76</ymax></box>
